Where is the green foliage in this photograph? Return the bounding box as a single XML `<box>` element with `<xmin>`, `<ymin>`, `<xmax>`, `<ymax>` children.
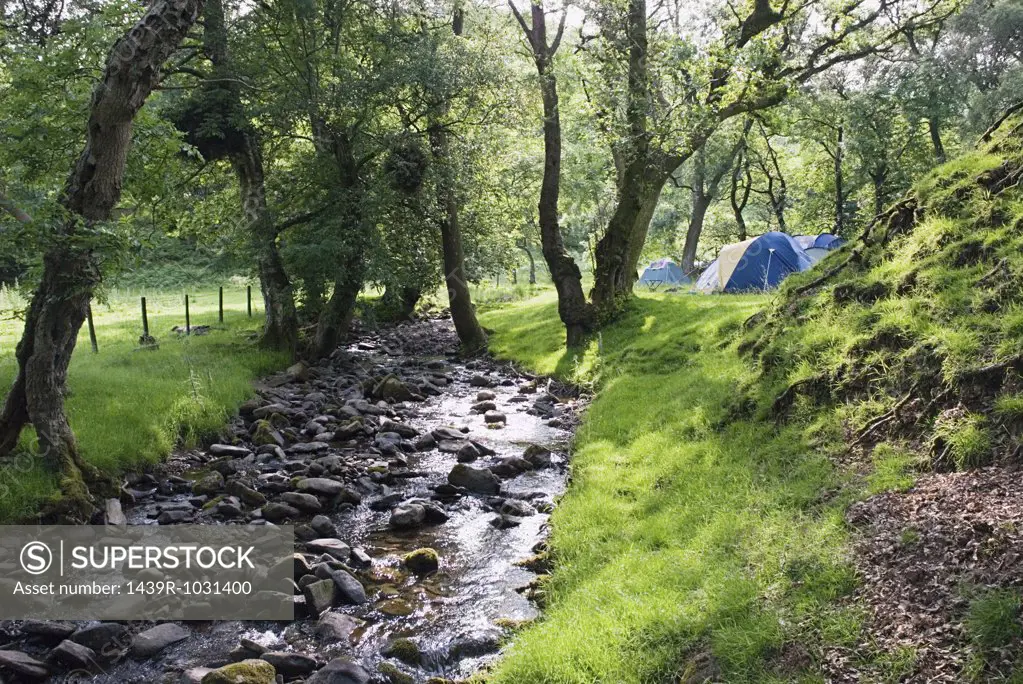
<box><xmin>867</xmin><ymin>443</ymin><xmax>920</xmax><ymax>494</ymax></box>
<box><xmin>934</xmin><ymin>411</ymin><xmax>992</xmax><ymax>470</ymax></box>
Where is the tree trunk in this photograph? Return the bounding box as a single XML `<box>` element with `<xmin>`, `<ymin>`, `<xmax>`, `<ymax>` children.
<box><xmin>682</xmin><ymin>190</ymin><xmax>712</xmax><ymax>274</ymax></box>
<box><xmin>872</xmin><ymin>167</ymin><xmax>888</xmax><ymax>217</ymax></box>
<box><xmin>314</xmin><ymin>252</ymin><xmax>364</xmax><ymax>359</ymax></box>
<box><xmin>231</xmin><ymin>139</ymin><xmax>298</xmax><ymax>358</ymax></box>
<box><xmin>429</xmin><ymin>121</ymin><xmax>488</xmax><ymax>352</ymax></box>
<box><xmin>0</xmin><ymin>0</ymin><xmax>204</xmax><ymax>519</ymax></box>
<box><xmin>382</xmin><ymin>285</ymin><xmax>421</xmax><ymax>320</ymax></box>
<box><xmin>511</xmin><ymin>0</ymin><xmax>591</xmax><ymax>346</ymax></box>
<box><xmin>204</xmin><ymin>0</ymin><xmax>297</xmax><ymax>358</ymax></box>
<box><xmin>426</xmin><ymin>8</ymin><xmax>487</xmax><ymax>353</ymax></box>
<box><xmin>834</xmin><ymin>125</ymin><xmax>844</xmax><ymax>234</ymax></box>
<box><xmin>518</xmin><ymin>242</ymin><xmax>537</xmax><ymax>284</ymax></box>
<box><xmin>928</xmin><ymin>118</ymin><xmax>946</xmax><ymax>164</ymax></box>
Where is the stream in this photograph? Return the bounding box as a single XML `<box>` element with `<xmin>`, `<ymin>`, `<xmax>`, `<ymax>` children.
<box><xmin>0</xmin><ymin>319</ymin><xmax>582</xmax><ymax>684</ymax></box>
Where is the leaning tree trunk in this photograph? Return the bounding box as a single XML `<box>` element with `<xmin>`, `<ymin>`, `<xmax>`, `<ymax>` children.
<box><xmin>232</xmin><ymin>142</ymin><xmax>298</xmax><ymax>357</ymax></box>
<box><xmin>591</xmin><ymin>158</ymin><xmax>669</xmax><ymax>320</ymax></box>
<box><xmin>518</xmin><ymin>242</ymin><xmax>537</xmax><ymax>285</ymax></box>
<box><xmin>426</xmin><ymin>8</ymin><xmax>487</xmax><ymax>353</ymax></box>
<box><xmin>0</xmin><ymin>0</ymin><xmax>204</xmax><ymax>519</ymax></box>
<box><xmin>682</xmin><ymin>190</ymin><xmax>712</xmax><ymax>274</ymax></box>
<box><xmin>313</xmin><ymin>247</ymin><xmax>365</xmax><ymax>359</ymax></box>
<box><xmin>204</xmin><ymin>0</ymin><xmax>297</xmax><ymax>357</ymax></box>
<box><xmin>511</xmin><ymin>0</ymin><xmax>593</xmax><ymax>345</ymax></box>
<box><xmin>928</xmin><ymin>118</ymin><xmax>946</xmax><ymax>164</ymax></box>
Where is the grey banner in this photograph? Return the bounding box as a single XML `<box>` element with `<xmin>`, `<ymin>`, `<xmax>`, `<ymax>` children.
<box><xmin>0</xmin><ymin>525</ymin><xmax>294</xmax><ymax>620</ymax></box>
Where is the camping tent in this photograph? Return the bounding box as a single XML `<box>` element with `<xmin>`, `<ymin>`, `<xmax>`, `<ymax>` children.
<box><xmin>694</xmin><ymin>232</ymin><xmax>813</xmax><ymax>293</ymax></box>
<box><xmin>638</xmin><ymin>258</ymin><xmax>688</xmax><ymax>288</ymax></box>
<box><xmin>794</xmin><ymin>233</ymin><xmax>847</xmax><ymax>264</ymax></box>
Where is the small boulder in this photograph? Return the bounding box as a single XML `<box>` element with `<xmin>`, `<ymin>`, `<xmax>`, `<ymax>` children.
<box><xmin>201</xmin><ymin>659</ymin><xmax>276</xmax><ymax>684</ymax></box>
<box><xmin>302</xmin><ymin>579</ymin><xmax>336</xmax><ymax>616</ymax></box>
<box><xmin>130</xmin><ymin>623</ymin><xmax>190</xmax><ymax>658</ymax></box>
<box><xmin>402</xmin><ymin>548</ymin><xmax>439</xmax><ymax>576</ymax></box>
<box><xmin>448</xmin><ymin>463</ymin><xmax>500</xmax><ymax>495</ymax></box>
<box><xmin>389</xmin><ymin>504</ymin><xmax>426</xmax><ymax>529</ymax></box>
<box><xmin>192</xmin><ymin>471</ymin><xmax>225</xmax><ymax>496</ymax></box>
<box><xmin>261</xmin><ymin>651</ymin><xmax>318</xmax><ymax>677</ymax></box>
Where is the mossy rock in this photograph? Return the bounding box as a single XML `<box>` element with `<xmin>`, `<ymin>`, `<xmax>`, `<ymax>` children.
<box><xmin>378</xmin><ymin>662</ymin><xmax>415</xmax><ymax>684</ymax></box>
<box><xmin>383</xmin><ymin>637</ymin><xmax>422</xmax><ymax>666</ymax></box>
<box><xmin>201</xmin><ymin>659</ymin><xmax>276</xmax><ymax>684</ymax></box>
<box><xmin>402</xmin><ymin>548</ymin><xmax>439</xmax><ymax>576</ymax></box>
<box><xmin>252</xmin><ymin>420</ymin><xmax>282</xmax><ymax>447</ymax></box>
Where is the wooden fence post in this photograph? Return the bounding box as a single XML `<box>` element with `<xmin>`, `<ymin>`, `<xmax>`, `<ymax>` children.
<box><xmin>185</xmin><ymin>294</ymin><xmax>190</xmax><ymax>335</ymax></box>
<box><xmin>141</xmin><ymin>297</ymin><xmax>150</xmax><ymax>339</ymax></box>
<box><xmin>247</xmin><ymin>286</ymin><xmax>252</xmax><ymax>317</ymax></box>
<box><xmin>219</xmin><ymin>287</ymin><xmax>224</xmax><ymax>324</ymax></box>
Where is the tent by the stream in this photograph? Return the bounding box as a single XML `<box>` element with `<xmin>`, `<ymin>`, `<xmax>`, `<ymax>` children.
<box><xmin>638</xmin><ymin>258</ymin><xmax>689</xmax><ymax>288</ymax></box>
<box><xmin>694</xmin><ymin>232</ymin><xmax>814</xmax><ymax>293</ymax></box>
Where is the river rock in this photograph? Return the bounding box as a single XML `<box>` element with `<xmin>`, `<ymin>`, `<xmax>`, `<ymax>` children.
<box><xmin>380</xmin><ymin>420</ymin><xmax>418</xmax><ymax>438</ymax></box>
<box><xmin>402</xmin><ymin>548</ymin><xmax>439</xmax><ymax>576</ymax></box>
<box><xmin>307</xmin><ymin>539</ymin><xmax>351</xmax><ymax>561</ymax></box>
<box><xmin>282</xmin><ymin>492</ymin><xmax>323</xmax><ymax>513</ymax></box>
<box><xmin>389</xmin><ymin>503</ymin><xmax>425</xmax><ymax>528</ymax></box>
<box><xmin>315</xmin><ymin>612</ymin><xmax>363</xmax><ymax>641</ymax></box>
<box><xmin>157</xmin><ymin>509</ymin><xmax>192</xmax><ymax>524</ymax></box>
<box><xmin>469</xmin><ymin>375</ymin><xmax>492</xmax><ymax>387</ymax></box>
<box><xmin>48</xmin><ymin>639</ymin><xmax>98</xmax><ymax>671</ymax></box>
<box><xmin>131</xmin><ymin>623</ymin><xmax>190</xmax><ymax>658</ymax></box>
<box><xmin>471</xmin><ymin>401</ymin><xmax>497</xmax><ymax>413</ymax></box>
<box><xmin>201</xmin><ymin>659</ymin><xmax>276</xmax><ymax>684</ymax></box>
<box><xmin>484</xmin><ymin>410</ymin><xmax>507</xmax><ymax>425</ymax></box>
<box><xmin>262</xmin><ymin>651</ymin><xmax>318</xmax><ymax>677</ymax></box>
<box><xmin>192</xmin><ymin>471</ymin><xmax>225</xmax><ymax>496</ymax></box>
<box><xmin>290</xmin><ymin>441</ymin><xmax>330</xmax><ymax>454</ymax></box>
<box><xmin>327</xmin><ymin>569</ymin><xmax>368</xmax><ymax>605</ymax></box>
<box><xmin>432</xmin><ymin>426</ymin><xmax>467</xmax><ymax>441</ymax></box>
<box><xmin>70</xmin><ymin>622</ymin><xmax>128</xmax><ymax>653</ymax></box>
<box><xmin>456</xmin><ymin>441</ymin><xmax>481</xmax><ymax>462</ymax></box>
<box><xmin>0</xmin><ymin>649</ymin><xmax>48</xmax><ymax>678</ymax></box>
<box><xmin>305</xmin><ymin>658</ymin><xmax>370</xmax><ymax>684</ymax></box>
<box><xmin>475</xmin><ymin>390</ymin><xmax>496</xmax><ymax>401</ymax></box>
<box><xmin>310</xmin><ymin>515</ymin><xmax>337</xmax><ymax>537</ymax></box>
<box><xmin>296</xmin><ymin>478</ymin><xmax>345</xmax><ymax>497</ymax></box>
<box><xmin>21</xmin><ymin>620</ymin><xmax>76</xmax><ymax>640</ymax></box>
<box><xmin>261</xmin><ymin>502</ymin><xmax>300</xmax><ymax>522</ymax></box>
<box><xmin>209</xmin><ymin>444</ymin><xmax>251</xmax><ymax>458</ymax></box>
<box><xmin>105</xmin><ymin>498</ymin><xmax>127</xmax><ymax>526</ymax></box>
<box><xmin>448</xmin><ymin>463</ymin><xmax>500</xmax><ymax>495</ymax></box>
<box><xmin>372</xmin><ymin>376</ymin><xmax>417</xmax><ymax>402</ymax></box>
<box><xmin>523</xmin><ymin>444</ymin><xmax>553</xmax><ymax>468</ymax></box>
<box><xmin>500</xmin><ymin>499</ymin><xmax>537</xmax><ymax>517</ymax></box>
<box><xmin>226</xmin><ymin>480</ymin><xmax>266</xmax><ymax>507</ymax></box>
<box><xmin>303</xmin><ymin>579</ymin><xmax>336</xmax><ymax>616</ymax></box>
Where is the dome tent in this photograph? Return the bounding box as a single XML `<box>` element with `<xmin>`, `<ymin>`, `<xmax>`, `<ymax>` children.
<box><xmin>794</xmin><ymin>233</ymin><xmax>847</xmax><ymax>264</ymax></box>
<box><xmin>694</xmin><ymin>232</ymin><xmax>813</xmax><ymax>293</ymax></box>
<box><xmin>638</xmin><ymin>258</ymin><xmax>689</xmax><ymax>288</ymax></box>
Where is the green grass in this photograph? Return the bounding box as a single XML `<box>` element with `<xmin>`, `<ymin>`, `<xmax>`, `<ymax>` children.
<box><xmin>480</xmin><ymin>292</ymin><xmax>857</xmax><ymax>683</ymax></box>
<box><xmin>0</xmin><ymin>286</ymin><xmax>286</xmax><ymax>521</ymax></box>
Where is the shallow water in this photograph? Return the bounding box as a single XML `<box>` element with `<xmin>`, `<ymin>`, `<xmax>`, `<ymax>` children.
<box><xmin>84</xmin><ymin>328</ymin><xmax>576</xmax><ymax>683</ymax></box>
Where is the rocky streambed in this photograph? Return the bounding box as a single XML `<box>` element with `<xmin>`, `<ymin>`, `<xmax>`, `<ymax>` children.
<box><xmin>0</xmin><ymin>319</ymin><xmax>584</xmax><ymax>684</ymax></box>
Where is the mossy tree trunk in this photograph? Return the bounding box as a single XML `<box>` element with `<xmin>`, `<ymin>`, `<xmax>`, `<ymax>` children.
<box><xmin>203</xmin><ymin>0</ymin><xmax>298</xmax><ymax>358</ymax></box>
<box><xmin>0</xmin><ymin>0</ymin><xmax>204</xmax><ymax>519</ymax></box>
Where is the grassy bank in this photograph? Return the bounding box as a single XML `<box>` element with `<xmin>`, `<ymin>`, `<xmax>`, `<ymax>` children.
<box><xmin>480</xmin><ymin>292</ymin><xmax>861</xmax><ymax>683</ymax></box>
<box><xmin>0</xmin><ymin>288</ymin><xmax>285</xmax><ymax>521</ymax></box>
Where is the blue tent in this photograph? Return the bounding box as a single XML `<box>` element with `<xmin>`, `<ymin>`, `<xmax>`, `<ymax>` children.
<box><xmin>638</xmin><ymin>258</ymin><xmax>688</xmax><ymax>288</ymax></box>
<box><xmin>794</xmin><ymin>233</ymin><xmax>847</xmax><ymax>264</ymax></box>
<box><xmin>694</xmin><ymin>232</ymin><xmax>813</xmax><ymax>293</ymax></box>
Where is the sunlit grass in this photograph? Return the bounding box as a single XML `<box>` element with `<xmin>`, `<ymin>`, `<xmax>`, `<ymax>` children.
<box><xmin>480</xmin><ymin>292</ymin><xmax>854</xmax><ymax>682</ymax></box>
<box><xmin>0</xmin><ymin>286</ymin><xmax>286</xmax><ymax>521</ymax></box>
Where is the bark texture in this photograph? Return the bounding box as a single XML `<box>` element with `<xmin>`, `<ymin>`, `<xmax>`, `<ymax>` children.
<box><xmin>203</xmin><ymin>0</ymin><xmax>298</xmax><ymax>358</ymax></box>
<box><xmin>510</xmin><ymin>0</ymin><xmax>593</xmax><ymax>346</ymax></box>
<box><xmin>0</xmin><ymin>0</ymin><xmax>204</xmax><ymax>519</ymax></box>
